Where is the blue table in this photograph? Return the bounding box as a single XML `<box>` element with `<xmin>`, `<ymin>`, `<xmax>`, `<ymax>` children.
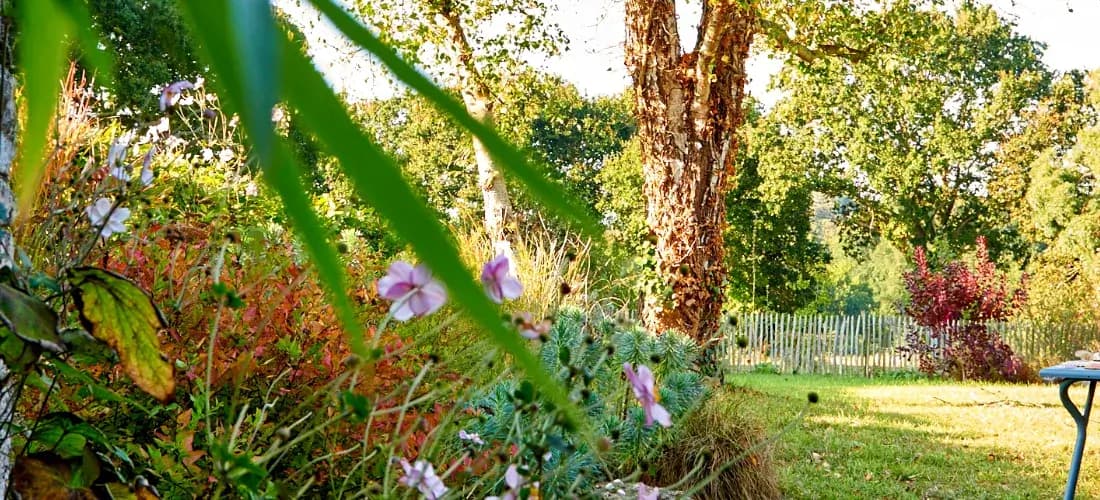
<box><xmin>1041</xmin><ymin>363</ymin><xmax>1100</xmax><ymax>499</ymax></box>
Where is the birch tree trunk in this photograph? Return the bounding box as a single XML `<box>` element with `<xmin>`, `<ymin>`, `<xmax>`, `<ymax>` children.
<box><xmin>625</xmin><ymin>0</ymin><xmax>755</xmax><ymax>342</ymax></box>
<box><xmin>439</xmin><ymin>9</ymin><xmax>514</xmax><ymax>259</ymax></box>
<box><xmin>465</xmin><ymin>91</ymin><xmax>513</xmax><ymax>258</ymax></box>
<box><xmin>0</xmin><ymin>12</ymin><xmax>19</xmax><ymax>494</ymax></box>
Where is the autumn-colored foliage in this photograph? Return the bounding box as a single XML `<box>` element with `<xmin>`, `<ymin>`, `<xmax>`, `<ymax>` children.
<box><xmin>106</xmin><ymin>224</ymin><xmax>354</xmax><ymax>388</ymax></box>
<box><xmin>901</xmin><ymin>237</ymin><xmax>1031</xmax><ymax>381</ymax></box>
<box><xmin>99</xmin><ymin>221</ymin><xmax>454</xmax><ymax>489</ymax></box>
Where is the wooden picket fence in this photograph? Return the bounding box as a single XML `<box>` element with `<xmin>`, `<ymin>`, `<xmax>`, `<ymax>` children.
<box><xmin>717</xmin><ymin>312</ymin><xmax>1100</xmax><ymax>376</ymax></box>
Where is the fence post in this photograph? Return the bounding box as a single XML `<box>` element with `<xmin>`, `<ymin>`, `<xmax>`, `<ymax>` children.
<box><xmin>858</xmin><ymin>313</ymin><xmax>865</xmax><ymax>376</ymax></box>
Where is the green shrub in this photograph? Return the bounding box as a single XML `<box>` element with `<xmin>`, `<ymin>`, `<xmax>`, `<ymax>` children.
<box><xmin>455</xmin><ymin>308</ymin><xmax>707</xmax><ymax>496</ymax></box>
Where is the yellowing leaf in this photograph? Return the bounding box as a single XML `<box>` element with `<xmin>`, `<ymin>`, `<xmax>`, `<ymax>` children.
<box><xmin>67</xmin><ymin>267</ymin><xmax>174</xmax><ymax>402</ymax></box>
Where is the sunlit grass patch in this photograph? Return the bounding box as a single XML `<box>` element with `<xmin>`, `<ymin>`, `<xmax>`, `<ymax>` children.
<box><xmin>727</xmin><ymin>373</ymin><xmax>1100</xmax><ymax>499</ymax></box>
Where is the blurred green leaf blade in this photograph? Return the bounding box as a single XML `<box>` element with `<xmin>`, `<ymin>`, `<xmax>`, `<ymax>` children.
<box><xmin>177</xmin><ymin>0</ymin><xmax>368</xmax><ymax>358</ymax></box>
<box><xmin>54</xmin><ymin>0</ymin><xmax>115</xmax><ymax>88</ymax></box>
<box><xmin>227</xmin><ymin>0</ymin><xmax>278</xmax><ymax>162</ymax></box>
<box><xmin>277</xmin><ymin>33</ymin><xmax>584</xmax><ymax>428</ymax></box>
<box><xmin>15</xmin><ymin>0</ymin><xmax>72</xmax><ymax>219</ymax></box>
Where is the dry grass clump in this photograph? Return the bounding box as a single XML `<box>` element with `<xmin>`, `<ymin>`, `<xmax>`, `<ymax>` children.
<box><xmin>653</xmin><ymin>388</ymin><xmax>780</xmax><ymax>499</ymax></box>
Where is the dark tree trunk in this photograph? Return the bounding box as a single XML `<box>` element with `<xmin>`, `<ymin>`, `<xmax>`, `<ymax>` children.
<box><xmin>625</xmin><ymin>0</ymin><xmax>755</xmax><ymax>342</ymax></box>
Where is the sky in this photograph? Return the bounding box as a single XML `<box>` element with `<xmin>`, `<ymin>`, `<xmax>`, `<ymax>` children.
<box><xmin>281</xmin><ymin>0</ymin><xmax>1100</xmax><ymax>106</ymax></box>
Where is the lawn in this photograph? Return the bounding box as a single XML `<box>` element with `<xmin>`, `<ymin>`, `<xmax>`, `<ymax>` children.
<box><xmin>726</xmin><ymin>373</ymin><xmax>1100</xmax><ymax>499</ymax></box>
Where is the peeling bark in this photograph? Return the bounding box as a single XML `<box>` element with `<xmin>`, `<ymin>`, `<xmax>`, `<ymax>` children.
<box><xmin>625</xmin><ymin>0</ymin><xmax>755</xmax><ymax>341</ymax></box>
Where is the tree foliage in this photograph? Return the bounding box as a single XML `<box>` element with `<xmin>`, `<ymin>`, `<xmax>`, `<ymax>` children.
<box><xmin>723</xmin><ymin>153</ymin><xmax>827</xmax><ymax>314</ymax></box>
<box><xmin>86</xmin><ymin>0</ymin><xmax>201</xmax><ymax>113</ymax></box>
<box><xmin>759</xmin><ymin>2</ymin><xmax>1050</xmax><ymax>255</ymax></box>
<box><xmin>354</xmin><ymin>0</ymin><xmax>565</xmax><ymax>84</ymax></box>
<box><xmin>1017</xmin><ymin>70</ymin><xmax>1100</xmax><ymax>324</ymax></box>
<box><xmin>984</xmin><ymin>71</ymin><xmax>1095</xmax><ymax>258</ymax></box>
<box><xmin>352</xmin><ymin>0</ymin><xmax>569</xmax><ymax>249</ymax></box>
<box><xmin>358</xmin><ymin>72</ymin><xmax>634</xmax><ymax>229</ymax></box>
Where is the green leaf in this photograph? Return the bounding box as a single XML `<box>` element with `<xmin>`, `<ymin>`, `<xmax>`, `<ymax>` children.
<box><xmin>15</xmin><ymin>0</ymin><xmax>73</xmax><ymax>218</ymax></box>
<box><xmin>29</xmin><ymin>413</ymin><xmax>101</xmax><ymax>459</ymax></box>
<box><xmin>306</xmin><ymin>0</ymin><xmax>598</xmax><ymax>235</ymax></box>
<box><xmin>0</xmin><ymin>283</ymin><xmax>62</xmax><ymax>353</ymax></box>
<box><xmin>226</xmin><ymin>0</ymin><xmax>278</xmax><ymax>163</ymax></box>
<box><xmin>67</xmin><ymin>267</ymin><xmax>174</xmax><ymax>402</ymax></box>
<box><xmin>211</xmin><ymin>442</ymin><xmax>268</xmax><ymax>491</ymax></box>
<box><xmin>177</xmin><ymin>0</ymin><xmax>368</xmax><ymax>358</ymax></box>
<box><xmin>74</xmin><ymin>447</ymin><xmax>101</xmax><ymax>490</ymax></box>
<box><xmin>0</xmin><ymin>332</ymin><xmax>39</xmax><ymax>372</ymax></box>
<box><xmin>59</xmin><ymin>328</ymin><xmax>118</xmax><ymax>365</ymax></box>
<box><xmin>277</xmin><ymin>35</ymin><xmax>584</xmax><ymax>429</ymax></box>
<box><xmin>340</xmin><ymin>390</ymin><xmax>370</xmax><ymax>420</ymax></box>
<box><xmin>53</xmin><ymin>0</ymin><xmax>114</xmax><ymax>88</ymax></box>
<box><xmin>29</xmin><ymin>273</ymin><xmax>62</xmax><ymax>294</ymax></box>
<box><xmin>11</xmin><ymin>455</ymin><xmax>95</xmax><ymax>499</ymax></box>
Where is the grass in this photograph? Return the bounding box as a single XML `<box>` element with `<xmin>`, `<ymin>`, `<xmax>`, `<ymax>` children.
<box><xmin>724</xmin><ymin>373</ymin><xmax>1100</xmax><ymax>499</ymax></box>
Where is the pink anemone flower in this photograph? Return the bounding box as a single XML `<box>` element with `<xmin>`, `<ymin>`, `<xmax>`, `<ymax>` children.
<box><xmin>398</xmin><ymin>458</ymin><xmax>447</xmax><ymax>499</ymax></box>
<box><xmin>623</xmin><ymin>362</ymin><xmax>672</xmax><ymax>428</ymax></box>
<box><xmin>377</xmin><ymin>261</ymin><xmax>447</xmax><ymax>321</ymax></box>
<box><xmin>481</xmin><ymin>254</ymin><xmax>523</xmax><ymax>303</ymax></box>
<box><xmin>159</xmin><ymin>80</ymin><xmax>194</xmax><ymax>111</ymax></box>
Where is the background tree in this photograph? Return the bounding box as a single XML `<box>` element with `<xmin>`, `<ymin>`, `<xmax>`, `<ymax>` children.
<box><xmin>358</xmin><ymin>71</ymin><xmax>634</xmax><ymax>231</ymax></box>
<box><xmin>984</xmin><ymin>71</ymin><xmax>1093</xmax><ymax>259</ymax></box>
<box><xmin>354</xmin><ymin>0</ymin><xmax>567</xmax><ymax>256</ymax></box>
<box><xmin>724</xmin><ymin>109</ymin><xmax>829</xmax><ymax>313</ymax></box>
<box><xmin>494</xmin><ymin>71</ymin><xmax>635</xmax><ymax>225</ymax></box>
<box><xmin>0</xmin><ymin>6</ymin><xmax>16</xmax><ymax>491</ymax></box>
<box><xmin>1018</xmin><ymin>70</ymin><xmax>1100</xmax><ymax>325</ymax></box>
<box><xmin>624</xmin><ymin>0</ymin><xmax>891</xmax><ymax>340</ymax></box>
<box><xmin>87</xmin><ymin>0</ymin><xmax>201</xmax><ymax>114</ymax></box>
<box><xmin>759</xmin><ymin>2</ymin><xmax>1049</xmax><ymax>256</ymax></box>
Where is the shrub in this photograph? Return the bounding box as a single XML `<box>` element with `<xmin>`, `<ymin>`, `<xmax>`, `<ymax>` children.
<box><xmin>900</xmin><ymin>238</ymin><xmax>1031</xmax><ymax>381</ymax></box>
<box><xmin>653</xmin><ymin>389</ymin><xmax>780</xmax><ymax>499</ymax></box>
<box><xmin>452</xmin><ymin>308</ymin><xmax>707</xmax><ymax>497</ymax></box>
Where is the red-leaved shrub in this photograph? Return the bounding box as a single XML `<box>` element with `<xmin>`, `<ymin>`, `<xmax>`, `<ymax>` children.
<box><xmin>901</xmin><ymin>237</ymin><xmax>1032</xmax><ymax>381</ymax></box>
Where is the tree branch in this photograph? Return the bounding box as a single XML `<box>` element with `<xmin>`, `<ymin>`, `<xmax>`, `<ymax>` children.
<box><xmin>758</xmin><ymin>18</ymin><xmax>869</xmax><ymax>64</ymax></box>
<box><xmin>433</xmin><ymin>3</ymin><xmax>491</xmax><ymax>101</ymax></box>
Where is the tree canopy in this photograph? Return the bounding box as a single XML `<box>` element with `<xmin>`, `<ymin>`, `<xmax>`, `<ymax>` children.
<box><xmin>758</xmin><ymin>2</ymin><xmax>1050</xmax><ymax>255</ymax></box>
